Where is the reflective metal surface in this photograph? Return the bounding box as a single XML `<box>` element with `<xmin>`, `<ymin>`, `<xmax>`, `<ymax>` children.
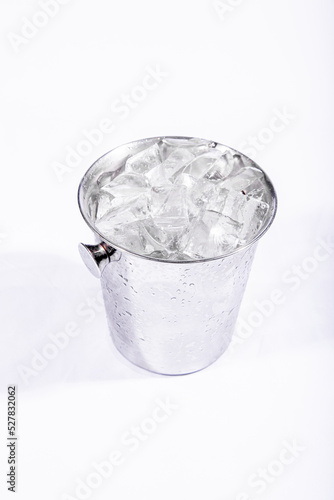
<box><xmin>77</xmin><ymin>136</ymin><xmax>277</xmax><ymax>375</ymax></box>
<box><xmin>98</xmin><ymin>243</ymin><xmax>257</xmax><ymax>374</ymax></box>
<box><xmin>78</xmin><ymin>242</ymin><xmax>116</xmax><ymax>278</ymax></box>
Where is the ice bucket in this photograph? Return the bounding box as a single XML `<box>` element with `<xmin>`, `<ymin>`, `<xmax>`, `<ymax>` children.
<box><xmin>78</xmin><ymin>137</ymin><xmax>277</xmax><ymax>375</ymax></box>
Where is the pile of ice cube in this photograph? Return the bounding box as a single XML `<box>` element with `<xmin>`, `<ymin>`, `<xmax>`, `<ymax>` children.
<box><xmin>88</xmin><ymin>137</ymin><xmax>270</xmax><ymax>261</ymax></box>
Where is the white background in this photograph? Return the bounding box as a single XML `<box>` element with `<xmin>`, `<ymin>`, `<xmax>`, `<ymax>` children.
<box><xmin>1</xmin><ymin>0</ymin><xmax>334</xmax><ymax>499</ymax></box>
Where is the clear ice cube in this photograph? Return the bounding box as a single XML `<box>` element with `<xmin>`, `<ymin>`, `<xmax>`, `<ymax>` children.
<box><xmin>95</xmin><ymin>193</ymin><xmax>149</xmax><ymax>234</ymax></box>
<box><xmin>181</xmin><ymin>150</ymin><xmax>224</xmax><ymax>179</ymax></box>
<box><xmin>204</xmin><ymin>211</ymin><xmax>242</xmax><ymax>250</ymax></box>
<box><xmin>87</xmin><ymin>191</ymin><xmax>99</xmax><ymax>222</ymax></box>
<box><xmin>145</xmin><ymin>163</ymin><xmax>170</xmax><ymax>188</ymax></box>
<box><xmin>125</xmin><ymin>144</ymin><xmax>162</xmax><ymax>174</ymax></box>
<box><xmin>238</xmin><ymin>198</ymin><xmax>269</xmax><ymax>242</ymax></box>
<box><xmin>221</xmin><ymin>189</ymin><xmax>247</xmax><ymax>224</ymax></box>
<box><xmin>94</xmin><ymin>191</ymin><xmax>114</xmax><ymax>221</ymax></box>
<box><xmin>98</xmin><ymin>173</ymin><xmax>149</xmax><ymax>215</ymax></box>
<box><xmin>149</xmin><ymin>185</ymin><xmax>191</xmax><ymax>246</ymax></box>
<box><xmin>162</xmin><ymin>148</ymin><xmax>195</xmax><ymax>179</ymax></box>
<box><xmin>178</xmin><ymin>216</ymin><xmax>211</xmax><ymax>259</ymax></box>
<box><xmin>173</xmin><ymin>172</ymin><xmax>197</xmax><ymax>190</ymax></box>
<box><xmin>159</xmin><ymin>137</ymin><xmax>213</xmax><ymax>160</ymax></box>
<box><xmin>97</xmin><ymin>167</ymin><xmax>124</xmax><ymax>188</ymax></box>
<box><xmin>137</xmin><ymin>217</ymin><xmax>179</xmax><ymax>256</ymax></box>
<box><xmin>109</xmin><ymin>221</ymin><xmax>147</xmax><ymax>254</ymax></box>
<box><xmin>222</xmin><ymin>167</ymin><xmax>264</xmax><ymax>192</ymax></box>
<box><xmin>102</xmin><ymin>172</ymin><xmax>149</xmax><ymax>197</ymax></box>
<box><xmin>96</xmin><ymin>207</ymin><xmax>139</xmax><ymax>235</ymax></box>
<box><xmin>178</xmin><ymin>209</ymin><xmax>242</xmax><ymax>259</ymax></box>
<box><xmin>205</xmin><ymin>152</ymin><xmax>236</xmax><ymax>181</ymax></box>
<box><xmin>151</xmin><ymin>184</ymin><xmax>188</xmax><ymax>219</ymax></box>
<box><xmin>206</xmin><ymin>187</ymin><xmax>228</xmax><ymax>213</ymax></box>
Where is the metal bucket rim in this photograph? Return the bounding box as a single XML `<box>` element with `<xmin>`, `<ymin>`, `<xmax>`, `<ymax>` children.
<box><xmin>78</xmin><ymin>135</ymin><xmax>278</xmax><ymax>265</ymax></box>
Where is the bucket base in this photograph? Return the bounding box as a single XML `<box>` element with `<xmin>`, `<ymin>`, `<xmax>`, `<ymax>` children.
<box><xmin>110</xmin><ymin>332</ymin><xmax>233</xmax><ymax>376</ymax></box>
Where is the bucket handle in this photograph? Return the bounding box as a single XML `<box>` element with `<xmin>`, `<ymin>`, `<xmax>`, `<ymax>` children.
<box><xmin>78</xmin><ymin>242</ymin><xmax>116</xmax><ymax>278</ymax></box>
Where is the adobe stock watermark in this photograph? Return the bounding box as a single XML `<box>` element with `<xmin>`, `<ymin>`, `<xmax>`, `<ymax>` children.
<box><xmin>230</xmin><ymin>439</ymin><xmax>306</xmax><ymax>499</ymax></box>
<box><xmin>17</xmin><ymin>289</ymin><xmax>105</xmax><ymax>385</ymax></box>
<box><xmin>7</xmin><ymin>0</ymin><xmax>72</xmax><ymax>53</ymax></box>
<box><xmin>237</xmin><ymin>107</ymin><xmax>295</xmax><ymax>160</ymax></box>
<box><xmin>61</xmin><ymin>397</ymin><xmax>178</xmax><ymax>500</ymax></box>
<box><xmin>52</xmin><ymin>64</ymin><xmax>168</xmax><ymax>183</ymax></box>
<box><xmin>229</xmin><ymin>236</ymin><xmax>334</xmax><ymax>351</ymax></box>
<box><xmin>212</xmin><ymin>0</ymin><xmax>246</xmax><ymax>22</ymax></box>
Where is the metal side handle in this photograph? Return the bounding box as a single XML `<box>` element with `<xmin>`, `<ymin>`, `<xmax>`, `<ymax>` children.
<box><xmin>78</xmin><ymin>242</ymin><xmax>116</xmax><ymax>278</ymax></box>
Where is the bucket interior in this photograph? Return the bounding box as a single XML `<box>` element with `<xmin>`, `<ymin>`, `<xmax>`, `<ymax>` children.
<box><xmin>78</xmin><ymin>136</ymin><xmax>277</xmax><ymax>262</ymax></box>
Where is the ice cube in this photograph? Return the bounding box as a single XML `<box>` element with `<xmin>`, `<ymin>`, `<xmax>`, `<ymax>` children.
<box><xmin>204</xmin><ymin>211</ymin><xmax>242</xmax><ymax>251</ymax></box>
<box><xmin>162</xmin><ymin>137</ymin><xmax>210</xmax><ymax>148</ymax></box>
<box><xmin>96</xmin><ymin>193</ymin><xmax>149</xmax><ymax>233</ymax></box>
<box><xmin>162</xmin><ymin>148</ymin><xmax>195</xmax><ymax>179</ymax></box>
<box><xmin>206</xmin><ymin>187</ymin><xmax>228</xmax><ymax>213</ymax></box>
<box><xmin>125</xmin><ymin>144</ymin><xmax>162</xmax><ymax>174</ymax></box>
<box><xmin>158</xmin><ymin>185</ymin><xmax>188</xmax><ymax>219</ymax></box>
<box><xmin>178</xmin><ymin>216</ymin><xmax>211</xmax><ymax>259</ymax></box>
<box><xmin>149</xmin><ymin>185</ymin><xmax>190</xmax><ymax>244</ymax></box>
<box><xmin>146</xmin><ymin>147</ymin><xmax>195</xmax><ymax>187</ymax></box>
<box><xmin>151</xmin><ymin>185</ymin><xmax>188</xmax><ymax>219</ymax></box>
<box><xmin>238</xmin><ymin>198</ymin><xmax>269</xmax><ymax>242</ymax></box>
<box><xmin>96</xmin><ymin>207</ymin><xmax>139</xmax><ymax>235</ymax></box>
<box><xmin>140</xmin><ymin>217</ymin><xmax>170</xmax><ymax>250</ymax></box>
<box><xmin>99</xmin><ymin>173</ymin><xmax>150</xmax><ymax>214</ymax></box>
<box><xmin>181</xmin><ymin>150</ymin><xmax>224</xmax><ymax>180</ymax></box>
<box><xmin>94</xmin><ymin>191</ymin><xmax>114</xmax><ymax>221</ymax></box>
<box><xmin>107</xmin><ymin>221</ymin><xmax>146</xmax><ymax>254</ymax></box>
<box><xmin>232</xmin><ymin>154</ymin><xmax>246</xmax><ymax>172</ymax></box>
<box><xmin>188</xmin><ymin>177</ymin><xmax>216</xmax><ymax>208</ymax></box>
<box><xmin>145</xmin><ymin>164</ymin><xmax>171</xmax><ymax>187</ymax></box>
<box><xmin>204</xmin><ymin>152</ymin><xmax>235</xmax><ymax>181</ymax></box>
<box><xmin>173</xmin><ymin>173</ymin><xmax>209</xmax><ymax>217</ymax></box>
<box><xmin>102</xmin><ymin>173</ymin><xmax>149</xmax><ymax>197</ymax></box>
<box><xmin>221</xmin><ymin>189</ymin><xmax>247</xmax><ymax>224</ymax></box>
<box><xmin>179</xmin><ymin>210</ymin><xmax>242</xmax><ymax>259</ymax></box>
<box><xmin>222</xmin><ymin>167</ymin><xmax>264</xmax><ymax>192</ymax></box>
<box><xmin>159</xmin><ymin>137</ymin><xmax>213</xmax><ymax>160</ymax></box>
<box><xmin>173</xmin><ymin>172</ymin><xmax>197</xmax><ymax>190</ymax></box>
<box><xmin>97</xmin><ymin>167</ymin><xmax>124</xmax><ymax>188</ymax></box>
<box><xmin>87</xmin><ymin>191</ymin><xmax>99</xmax><ymax>222</ymax></box>
<box><xmin>150</xmin><ymin>185</ymin><xmax>172</xmax><ymax>216</ymax></box>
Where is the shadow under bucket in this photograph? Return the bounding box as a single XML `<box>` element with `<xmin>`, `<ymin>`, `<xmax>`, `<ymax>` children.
<box><xmin>78</xmin><ymin>136</ymin><xmax>277</xmax><ymax>375</ymax></box>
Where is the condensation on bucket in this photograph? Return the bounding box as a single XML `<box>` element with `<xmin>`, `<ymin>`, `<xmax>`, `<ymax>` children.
<box><xmin>78</xmin><ymin>136</ymin><xmax>277</xmax><ymax>375</ymax></box>
<box><xmin>101</xmin><ymin>242</ymin><xmax>257</xmax><ymax>374</ymax></box>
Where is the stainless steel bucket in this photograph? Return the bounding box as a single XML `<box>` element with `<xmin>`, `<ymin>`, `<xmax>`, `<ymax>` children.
<box><xmin>78</xmin><ymin>137</ymin><xmax>277</xmax><ymax>375</ymax></box>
